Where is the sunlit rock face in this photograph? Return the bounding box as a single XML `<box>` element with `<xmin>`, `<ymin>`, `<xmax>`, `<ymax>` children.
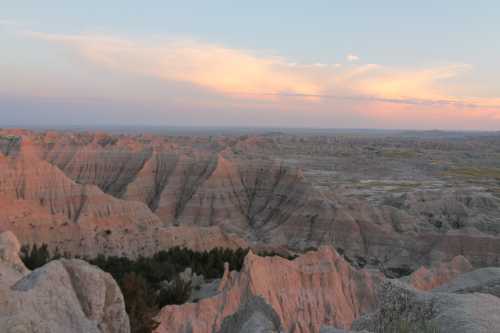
<box><xmin>0</xmin><ymin>231</ymin><xmax>130</xmax><ymax>333</ymax></box>
<box><xmin>155</xmin><ymin>247</ymin><xmax>382</xmax><ymax>333</ymax></box>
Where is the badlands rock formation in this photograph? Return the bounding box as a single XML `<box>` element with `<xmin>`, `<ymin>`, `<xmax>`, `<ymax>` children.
<box><xmin>155</xmin><ymin>247</ymin><xmax>382</xmax><ymax>333</ymax></box>
<box><xmin>1</xmin><ymin>129</ymin><xmax>500</xmax><ymax>270</ymax></box>
<box><xmin>0</xmin><ymin>231</ymin><xmax>130</xmax><ymax>333</ymax></box>
<box><xmin>2</xmin><ymin>129</ymin><xmax>500</xmax><ymax>333</ymax></box>
<box><xmin>0</xmin><ymin>130</ymin><xmax>246</xmax><ymax>257</ymax></box>
<box><xmin>406</xmin><ymin>255</ymin><xmax>473</xmax><ymax>291</ymax></box>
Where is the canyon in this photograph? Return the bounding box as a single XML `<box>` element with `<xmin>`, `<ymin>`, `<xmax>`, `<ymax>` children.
<box><xmin>1</xmin><ymin>128</ymin><xmax>500</xmax><ymax>267</ymax></box>
<box><xmin>1</xmin><ymin>127</ymin><xmax>500</xmax><ymax>332</ymax></box>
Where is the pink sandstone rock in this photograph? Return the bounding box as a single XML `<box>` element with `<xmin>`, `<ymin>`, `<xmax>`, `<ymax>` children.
<box><xmin>155</xmin><ymin>247</ymin><xmax>383</xmax><ymax>333</ymax></box>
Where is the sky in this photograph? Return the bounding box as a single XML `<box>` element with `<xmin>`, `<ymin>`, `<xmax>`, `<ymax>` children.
<box><xmin>1</xmin><ymin>1</ymin><xmax>500</xmax><ymax>130</ymax></box>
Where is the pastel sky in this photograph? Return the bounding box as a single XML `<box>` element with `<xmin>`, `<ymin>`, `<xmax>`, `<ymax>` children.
<box><xmin>1</xmin><ymin>1</ymin><xmax>500</xmax><ymax>130</ymax></box>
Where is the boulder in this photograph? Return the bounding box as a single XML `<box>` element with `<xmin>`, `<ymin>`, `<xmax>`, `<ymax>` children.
<box><xmin>0</xmin><ymin>231</ymin><xmax>130</xmax><ymax>333</ymax></box>
<box><xmin>0</xmin><ymin>230</ymin><xmax>29</xmax><ymax>286</ymax></box>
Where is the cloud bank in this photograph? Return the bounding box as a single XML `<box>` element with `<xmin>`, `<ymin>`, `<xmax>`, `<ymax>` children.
<box><xmin>29</xmin><ymin>32</ymin><xmax>323</xmax><ymax>96</ymax></box>
<box><xmin>29</xmin><ymin>31</ymin><xmax>492</xmax><ymax>107</ymax></box>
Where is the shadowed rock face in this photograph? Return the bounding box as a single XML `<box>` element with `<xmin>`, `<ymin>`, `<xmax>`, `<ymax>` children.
<box><xmin>155</xmin><ymin>247</ymin><xmax>382</xmax><ymax>333</ymax></box>
<box><xmin>0</xmin><ymin>231</ymin><xmax>130</xmax><ymax>333</ymax></box>
<box><xmin>1</xmin><ymin>129</ymin><xmax>500</xmax><ymax>269</ymax></box>
<box><xmin>217</xmin><ymin>296</ymin><xmax>283</xmax><ymax>333</ymax></box>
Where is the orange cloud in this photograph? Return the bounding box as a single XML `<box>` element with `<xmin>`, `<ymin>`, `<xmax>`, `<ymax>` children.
<box><xmin>352</xmin><ymin>64</ymin><xmax>471</xmax><ymax>100</ymax></box>
<box><xmin>28</xmin><ymin>32</ymin><xmax>322</xmax><ymax>97</ymax></box>
<box><xmin>26</xmin><ymin>31</ymin><xmax>500</xmax><ymax>116</ymax></box>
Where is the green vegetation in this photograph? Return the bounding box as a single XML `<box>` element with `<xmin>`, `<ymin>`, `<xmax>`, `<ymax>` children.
<box><xmin>120</xmin><ymin>272</ymin><xmax>160</xmax><ymax>333</ymax></box>
<box><xmin>20</xmin><ymin>244</ymin><xmax>53</xmax><ymax>270</ymax></box>
<box><xmin>0</xmin><ymin>135</ymin><xmax>20</xmax><ymax>141</ymax></box>
<box><xmin>0</xmin><ymin>135</ymin><xmax>21</xmax><ymax>155</ymax></box>
<box><xmin>88</xmin><ymin>246</ymin><xmax>249</xmax><ymax>282</ymax></box>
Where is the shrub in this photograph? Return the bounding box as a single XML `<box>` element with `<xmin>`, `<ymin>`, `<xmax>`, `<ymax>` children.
<box><xmin>20</xmin><ymin>243</ymin><xmax>51</xmax><ymax>270</ymax></box>
<box><xmin>157</xmin><ymin>277</ymin><xmax>192</xmax><ymax>307</ymax></box>
<box><xmin>120</xmin><ymin>272</ymin><xmax>159</xmax><ymax>333</ymax></box>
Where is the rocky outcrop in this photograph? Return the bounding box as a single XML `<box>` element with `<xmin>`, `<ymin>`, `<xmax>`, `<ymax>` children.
<box><xmin>406</xmin><ymin>255</ymin><xmax>473</xmax><ymax>290</ymax></box>
<box><xmin>155</xmin><ymin>247</ymin><xmax>382</xmax><ymax>333</ymax></box>
<box><xmin>0</xmin><ymin>231</ymin><xmax>130</xmax><ymax>333</ymax></box>
<box><xmin>433</xmin><ymin>267</ymin><xmax>500</xmax><ymax>297</ymax></box>
<box><xmin>0</xmin><ymin>230</ymin><xmax>29</xmax><ymax>286</ymax></box>
<box><xmin>352</xmin><ymin>280</ymin><xmax>500</xmax><ymax>333</ymax></box>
